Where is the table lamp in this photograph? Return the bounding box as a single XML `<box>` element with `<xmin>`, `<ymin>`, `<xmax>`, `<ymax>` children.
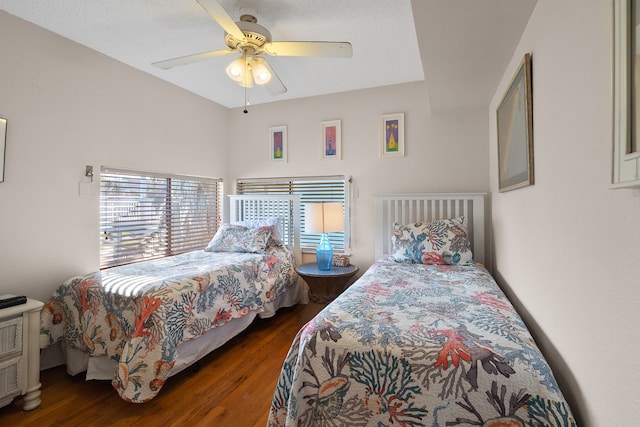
<box><xmin>304</xmin><ymin>202</ymin><xmax>345</xmax><ymax>270</ymax></box>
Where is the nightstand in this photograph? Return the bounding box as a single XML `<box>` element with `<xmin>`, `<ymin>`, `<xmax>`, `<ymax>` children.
<box><xmin>296</xmin><ymin>263</ymin><xmax>359</xmax><ymax>324</ymax></box>
<box><xmin>0</xmin><ymin>299</ymin><xmax>44</xmax><ymax>411</ymax></box>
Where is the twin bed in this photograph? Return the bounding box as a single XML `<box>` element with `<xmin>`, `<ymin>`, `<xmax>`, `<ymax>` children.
<box><xmin>268</xmin><ymin>193</ymin><xmax>576</xmax><ymax>426</ymax></box>
<box><xmin>40</xmin><ymin>191</ymin><xmax>575</xmax><ymax>425</ymax></box>
<box><xmin>40</xmin><ymin>195</ymin><xmax>302</xmax><ymax>403</ymax></box>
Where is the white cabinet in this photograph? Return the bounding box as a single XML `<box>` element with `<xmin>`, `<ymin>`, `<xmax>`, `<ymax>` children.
<box><xmin>0</xmin><ymin>299</ymin><xmax>43</xmax><ymax>410</ymax></box>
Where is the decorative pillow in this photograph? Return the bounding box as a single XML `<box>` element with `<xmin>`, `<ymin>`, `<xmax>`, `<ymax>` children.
<box><xmin>204</xmin><ymin>224</ymin><xmax>272</xmax><ymax>253</ymax></box>
<box><xmin>232</xmin><ymin>217</ymin><xmax>284</xmax><ymax>247</ymax></box>
<box><xmin>391</xmin><ymin>216</ymin><xmax>473</xmax><ymax>265</ymax></box>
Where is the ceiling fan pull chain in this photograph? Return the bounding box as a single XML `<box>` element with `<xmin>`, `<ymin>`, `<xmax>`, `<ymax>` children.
<box><xmin>243</xmin><ymin>48</ymin><xmax>249</xmax><ymax>113</ymax></box>
<box><xmin>244</xmin><ymin>84</ymin><xmax>249</xmax><ymax>114</ymax></box>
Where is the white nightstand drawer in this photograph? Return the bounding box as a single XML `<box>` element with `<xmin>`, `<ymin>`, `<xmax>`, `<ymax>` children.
<box><xmin>0</xmin><ymin>316</ymin><xmax>22</xmax><ymax>359</ymax></box>
<box><xmin>0</xmin><ymin>355</ymin><xmax>22</xmax><ymax>400</ymax></box>
<box><xmin>0</xmin><ymin>299</ymin><xmax>43</xmax><ymax>410</ymax></box>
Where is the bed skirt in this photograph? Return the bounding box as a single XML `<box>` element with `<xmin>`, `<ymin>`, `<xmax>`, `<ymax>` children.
<box><xmin>40</xmin><ymin>282</ymin><xmax>301</xmax><ymax>379</ymax></box>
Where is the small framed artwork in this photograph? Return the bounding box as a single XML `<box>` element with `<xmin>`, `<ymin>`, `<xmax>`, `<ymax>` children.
<box><xmin>497</xmin><ymin>53</ymin><xmax>534</xmax><ymax>192</ymax></box>
<box><xmin>380</xmin><ymin>113</ymin><xmax>404</xmax><ymax>157</ymax></box>
<box><xmin>269</xmin><ymin>125</ymin><xmax>287</xmax><ymax>162</ymax></box>
<box><xmin>321</xmin><ymin>120</ymin><xmax>341</xmax><ymax>160</ymax></box>
<box><xmin>0</xmin><ymin>117</ymin><xmax>6</xmax><ymax>183</ymax></box>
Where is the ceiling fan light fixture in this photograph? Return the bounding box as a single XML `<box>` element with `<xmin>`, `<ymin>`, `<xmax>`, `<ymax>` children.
<box><xmin>225</xmin><ymin>57</ymin><xmax>246</xmax><ymax>82</ymax></box>
<box><xmin>240</xmin><ymin>70</ymin><xmax>254</xmax><ymax>88</ymax></box>
<box><xmin>252</xmin><ymin>58</ymin><xmax>272</xmax><ymax>85</ymax></box>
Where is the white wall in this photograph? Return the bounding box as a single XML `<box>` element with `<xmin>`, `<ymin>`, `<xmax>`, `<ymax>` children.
<box><xmin>3</xmin><ymin>2</ymin><xmax>636</xmax><ymax>424</ymax></box>
<box><xmin>0</xmin><ymin>12</ymin><xmax>230</xmax><ymax>303</ymax></box>
<box><xmin>227</xmin><ymin>83</ymin><xmax>490</xmax><ymax>269</ymax></box>
<box><xmin>490</xmin><ymin>1</ymin><xmax>640</xmax><ymax>425</ymax></box>
<box><xmin>0</xmin><ymin>12</ymin><xmax>491</xmax><ymax>303</ymax></box>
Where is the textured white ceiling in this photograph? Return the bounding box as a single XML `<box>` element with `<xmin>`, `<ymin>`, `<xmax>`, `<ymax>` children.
<box><xmin>0</xmin><ymin>0</ymin><xmax>536</xmax><ymax>111</ymax></box>
<box><xmin>0</xmin><ymin>0</ymin><xmax>424</xmax><ymax>109</ymax></box>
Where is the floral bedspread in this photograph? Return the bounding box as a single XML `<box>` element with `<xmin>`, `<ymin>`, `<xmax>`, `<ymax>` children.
<box><xmin>41</xmin><ymin>246</ymin><xmax>297</xmax><ymax>403</ymax></box>
<box><xmin>268</xmin><ymin>259</ymin><xmax>575</xmax><ymax>426</ymax></box>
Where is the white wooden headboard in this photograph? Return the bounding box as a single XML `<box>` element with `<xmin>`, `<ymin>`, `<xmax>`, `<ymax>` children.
<box><xmin>228</xmin><ymin>194</ymin><xmax>301</xmax><ymax>265</ymax></box>
<box><xmin>374</xmin><ymin>193</ymin><xmax>486</xmax><ymax>264</ymax></box>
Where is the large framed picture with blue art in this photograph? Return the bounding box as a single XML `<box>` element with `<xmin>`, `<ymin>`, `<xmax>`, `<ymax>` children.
<box><xmin>321</xmin><ymin>120</ymin><xmax>341</xmax><ymax>160</ymax></box>
<box><xmin>497</xmin><ymin>53</ymin><xmax>534</xmax><ymax>192</ymax></box>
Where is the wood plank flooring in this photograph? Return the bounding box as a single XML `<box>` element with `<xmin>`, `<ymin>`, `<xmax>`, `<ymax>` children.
<box><xmin>0</xmin><ymin>304</ymin><xmax>304</xmax><ymax>427</ymax></box>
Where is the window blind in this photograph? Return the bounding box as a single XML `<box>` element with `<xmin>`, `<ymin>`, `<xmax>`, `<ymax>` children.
<box><xmin>100</xmin><ymin>167</ymin><xmax>222</xmax><ymax>268</ymax></box>
<box><xmin>236</xmin><ymin>176</ymin><xmax>350</xmax><ymax>252</ymax></box>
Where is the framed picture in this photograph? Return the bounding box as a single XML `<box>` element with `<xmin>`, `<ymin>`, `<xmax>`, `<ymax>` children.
<box><xmin>612</xmin><ymin>0</ymin><xmax>640</xmax><ymax>187</ymax></box>
<box><xmin>0</xmin><ymin>117</ymin><xmax>6</xmax><ymax>183</ymax></box>
<box><xmin>321</xmin><ymin>120</ymin><xmax>341</xmax><ymax>160</ymax></box>
<box><xmin>496</xmin><ymin>53</ymin><xmax>534</xmax><ymax>192</ymax></box>
<box><xmin>380</xmin><ymin>113</ymin><xmax>404</xmax><ymax>157</ymax></box>
<box><xmin>269</xmin><ymin>126</ymin><xmax>287</xmax><ymax>162</ymax></box>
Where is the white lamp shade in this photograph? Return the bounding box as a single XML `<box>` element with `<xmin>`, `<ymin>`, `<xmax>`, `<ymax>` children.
<box><xmin>304</xmin><ymin>202</ymin><xmax>345</xmax><ymax>234</ymax></box>
<box><xmin>252</xmin><ymin>57</ymin><xmax>272</xmax><ymax>85</ymax></box>
<box><xmin>240</xmin><ymin>70</ymin><xmax>254</xmax><ymax>88</ymax></box>
<box><xmin>226</xmin><ymin>57</ymin><xmax>246</xmax><ymax>82</ymax></box>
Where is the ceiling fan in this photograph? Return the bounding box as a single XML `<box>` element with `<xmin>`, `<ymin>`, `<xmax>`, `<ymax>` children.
<box><xmin>152</xmin><ymin>0</ymin><xmax>353</xmax><ymax>97</ymax></box>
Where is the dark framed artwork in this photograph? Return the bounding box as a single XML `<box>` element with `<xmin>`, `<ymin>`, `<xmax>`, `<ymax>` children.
<box><xmin>497</xmin><ymin>53</ymin><xmax>534</xmax><ymax>192</ymax></box>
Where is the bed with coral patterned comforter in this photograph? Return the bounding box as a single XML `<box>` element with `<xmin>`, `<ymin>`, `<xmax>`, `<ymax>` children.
<box><xmin>41</xmin><ymin>246</ymin><xmax>297</xmax><ymax>403</ymax></box>
<box><xmin>268</xmin><ymin>259</ymin><xmax>575</xmax><ymax>426</ymax></box>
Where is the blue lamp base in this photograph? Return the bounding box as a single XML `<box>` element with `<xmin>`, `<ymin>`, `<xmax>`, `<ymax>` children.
<box><xmin>316</xmin><ymin>233</ymin><xmax>333</xmax><ymax>271</ymax></box>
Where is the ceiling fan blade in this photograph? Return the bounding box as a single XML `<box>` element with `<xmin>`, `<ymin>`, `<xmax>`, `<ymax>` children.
<box><xmin>152</xmin><ymin>49</ymin><xmax>234</xmax><ymax>70</ymax></box>
<box><xmin>261</xmin><ymin>59</ymin><xmax>287</xmax><ymax>96</ymax></box>
<box><xmin>196</xmin><ymin>0</ymin><xmax>245</xmax><ymax>42</ymax></box>
<box><xmin>263</xmin><ymin>41</ymin><xmax>352</xmax><ymax>58</ymax></box>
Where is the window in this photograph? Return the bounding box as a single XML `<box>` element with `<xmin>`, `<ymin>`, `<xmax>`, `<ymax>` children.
<box><xmin>237</xmin><ymin>175</ymin><xmax>351</xmax><ymax>253</ymax></box>
<box><xmin>613</xmin><ymin>0</ymin><xmax>640</xmax><ymax>187</ymax></box>
<box><xmin>100</xmin><ymin>167</ymin><xmax>222</xmax><ymax>268</ymax></box>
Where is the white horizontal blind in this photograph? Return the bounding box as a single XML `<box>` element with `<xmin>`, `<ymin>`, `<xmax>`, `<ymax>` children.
<box><xmin>100</xmin><ymin>167</ymin><xmax>222</xmax><ymax>268</ymax></box>
<box><xmin>236</xmin><ymin>176</ymin><xmax>350</xmax><ymax>252</ymax></box>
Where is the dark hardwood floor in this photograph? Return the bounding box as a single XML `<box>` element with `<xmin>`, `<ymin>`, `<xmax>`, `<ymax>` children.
<box><xmin>0</xmin><ymin>304</ymin><xmax>304</xmax><ymax>427</ymax></box>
